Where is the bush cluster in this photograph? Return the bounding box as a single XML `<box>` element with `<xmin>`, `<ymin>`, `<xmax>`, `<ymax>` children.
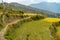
<box><xmin>31</xmin><ymin>15</ymin><xmax>45</xmax><ymax>20</ymax></box>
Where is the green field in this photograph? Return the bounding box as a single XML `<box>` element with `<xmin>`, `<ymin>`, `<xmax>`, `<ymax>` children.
<box><xmin>5</xmin><ymin>20</ymin><xmax>55</xmax><ymax>40</ymax></box>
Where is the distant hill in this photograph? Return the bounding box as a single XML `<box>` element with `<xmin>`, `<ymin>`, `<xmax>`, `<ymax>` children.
<box><xmin>30</xmin><ymin>2</ymin><xmax>60</xmax><ymax>13</ymax></box>
<box><xmin>0</xmin><ymin>2</ymin><xmax>59</xmax><ymax>17</ymax></box>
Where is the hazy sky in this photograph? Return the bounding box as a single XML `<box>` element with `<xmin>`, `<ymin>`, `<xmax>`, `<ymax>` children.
<box><xmin>0</xmin><ymin>0</ymin><xmax>60</xmax><ymax>5</ymax></box>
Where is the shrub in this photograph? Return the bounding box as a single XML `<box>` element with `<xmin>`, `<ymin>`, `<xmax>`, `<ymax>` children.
<box><xmin>0</xmin><ymin>6</ymin><xmax>3</xmax><ymax>9</ymax></box>
<box><xmin>5</xmin><ymin>14</ymin><xmax>10</xmax><ymax>18</ymax></box>
<box><xmin>31</xmin><ymin>15</ymin><xmax>45</xmax><ymax>20</ymax></box>
<box><xmin>0</xmin><ymin>24</ymin><xmax>3</xmax><ymax>31</ymax></box>
<box><xmin>4</xmin><ymin>28</ymin><xmax>13</xmax><ymax>40</ymax></box>
<box><xmin>5</xmin><ymin>36</ymin><xmax>13</xmax><ymax>40</ymax></box>
<box><xmin>57</xmin><ymin>21</ymin><xmax>60</xmax><ymax>26</ymax></box>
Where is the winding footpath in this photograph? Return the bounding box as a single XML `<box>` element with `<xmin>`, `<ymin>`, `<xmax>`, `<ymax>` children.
<box><xmin>0</xmin><ymin>19</ymin><xmax>20</xmax><ymax>40</ymax></box>
<box><xmin>0</xmin><ymin>17</ymin><xmax>31</xmax><ymax>40</ymax></box>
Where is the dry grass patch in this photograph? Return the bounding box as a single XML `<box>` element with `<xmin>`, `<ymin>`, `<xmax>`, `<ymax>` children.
<box><xmin>23</xmin><ymin>13</ymin><xmax>44</xmax><ymax>17</ymax></box>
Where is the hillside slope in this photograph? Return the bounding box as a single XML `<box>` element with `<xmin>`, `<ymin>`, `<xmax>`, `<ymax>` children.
<box><xmin>30</xmin><ymin>2</ymin><xmax>60</xmax><ymax>13</ymax></box>
<box><xmin>0</xmin><ymin>2</ymin><xmax>58</xmax><ymax>17</ymax></box>
<box><xmin>5</xmin><ymin>20</ymin><xmax>55</xmax><ymax>40</ymax></box>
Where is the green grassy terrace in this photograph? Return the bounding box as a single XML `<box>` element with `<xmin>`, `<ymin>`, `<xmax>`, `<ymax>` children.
<box><xmin>5</xmin><ymin>20</ymin><xmax>55</xmax><ymax>40</ymax></box>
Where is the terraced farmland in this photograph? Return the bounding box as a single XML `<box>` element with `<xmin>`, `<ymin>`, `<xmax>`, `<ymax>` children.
<box><xmin>5</xmin><ymin>20</ymin><xmax>55</xmax><ymax>40</ymax></box>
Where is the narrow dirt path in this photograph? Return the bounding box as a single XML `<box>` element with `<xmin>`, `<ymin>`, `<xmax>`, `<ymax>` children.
<box><xmin>0</xmin><ymin>19</ymin><xmax>20</xmax><ymax>40</ymax></box>
<box><xmin>0</xmin><ymin>17</ymin><xmax>31</xmax><ymax>40</ymax></box>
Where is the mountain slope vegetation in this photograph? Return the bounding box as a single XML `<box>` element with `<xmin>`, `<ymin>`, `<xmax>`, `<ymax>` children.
<box><xmin>5</xmin><ymin>19</ymin><xmax>55</xmax><ymax>40</ymax></box>
<box><xmin>0</xmin><ymin>2</ymin><xmax>59</xmax><ymax>17</ymax></box>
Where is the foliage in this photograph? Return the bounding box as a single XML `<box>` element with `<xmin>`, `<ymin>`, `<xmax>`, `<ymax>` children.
<box><xmin>0</xmin><ymin>23</ymin><xmax>3</xmax><ymax>31</ymax></box>
<box><xmin>7</xmin><ymin>9</ymin><xmax>24</xmax><ymax>14</ymax></box>
<box><xmin>0</xmin><ymin>6</ymin><xmax>3</xmax><ymax>9</ymax></box>
<box><xmin>4</xmin><ymin>27</ymin><xmax>13</xmax><ymax>40</ymax></box>
<box><xmin>0</xmin><ymin>15</ymin><xmax>4</xmax><ymax>31</ymax></box>
<box><xmin>50</xmin><ymin>21</ymin><xmax>60</xmax><ymax>40</ymax></box>
<box><xmin>31</xmin><ymin>15</ymin><xmax>45</xmax><ymax>20</ymax></box>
